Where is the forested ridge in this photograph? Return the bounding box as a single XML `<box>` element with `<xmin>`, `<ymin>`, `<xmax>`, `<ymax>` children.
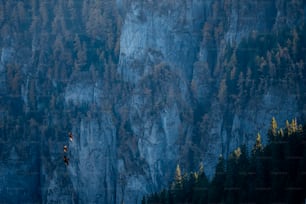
<box><xmin>143</xmin><ymin>118</ymin><xmax>306</xmax><ymax>204</ymax></box>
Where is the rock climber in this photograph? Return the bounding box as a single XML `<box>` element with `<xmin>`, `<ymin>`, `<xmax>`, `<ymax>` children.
<box><xmin>63</xmin><ymin>145</ymin><xmax>68</xmax><ymax>153</ymax></box>
<box><xmin>64</xmin><ymin>155</ymin><xmax>69</xmax><ymax>166</ymax></box>
<box><xmin>69</xmin><ymin>132</ymin><xmax>73</xmax><ymax>142</ymax></box>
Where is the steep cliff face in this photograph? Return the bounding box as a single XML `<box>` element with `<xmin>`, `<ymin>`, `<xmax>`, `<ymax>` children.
<box><xmin>117</xmin><ymin>1</ymin><xmax>306</xmax><ymax>202</ymax></box>
<box><xmin>118</xmin><ymin>0</ymin><xmax>206</xmax><ymax>82</ymax></box>
<box><xmin>118</xmin><ymin>1</ymin><xmax>303</xmax><ymax>202</ymax></box>
<box><xmin>0</xmin><ymin>0</ymin><xmax>305</xmax><ymax>203</ymax></box>
<box><xmin>116</xmin><ymin>1</ymin><xmax>206</xmax><ymax>201</ymax></box>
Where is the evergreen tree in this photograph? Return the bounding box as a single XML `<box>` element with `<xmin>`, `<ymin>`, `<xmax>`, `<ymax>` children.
<box><xmin>171</xmin><ymin>164</ymin><xmax>183</xmax><ymax>203</ymax></box>
<box><xmin>286</xmin><ymin>120</ymin><xmax>292</xmax><ymax>136</ymax></box>
<box><xmin>224</xmin><ymin>147</ymin><xmax>246</xmax><ymax>204</ymax></box>
<box><xmin>291</xmin><ymin>118</ymin><xmax>297</xmax><ymax>133</ymax></box>
<box><xmin>143</xmin><ymin>119</ymin><xmax>306</xmax><ymax>204</ymax></box>
<box><xmin>198</xmin><ymin>162</ymin><xmax>204</xmax><ymax>176</ymax></box>
<box><xmin>268</xmin><ymin>117</ymin><xmax>278</xmax><ymax>141</ymax></box>
<box><xmin>237</xmin><ymin>145</ymin><xmax>250</xmax><ymax>203</ymax></box>
<box><xmin>278</xmin><ymin>128</ymin><xmax>284</xmax><ymax>137</ymax></box>
<box><xmin>193</xmin><ymin>163</ymin><xmax>209</xmax><ymax>204</ymax></box>
<box><xmin>270</xmin><ymin>120</ymin><xmax>286</xmax><ymax>203</ymax></box>
<box><xmin>172</xmin><ymin>164</ymin><xmax>182</xmax><ymax>190</ymax></box>
<box><xmin>252</xmin><ymin>132</ymin><xmax>263</xmax><ymax>154</ymax></box>
<box><xmin>234</xmin><ymin>147</ymin><xmax>242</xmax><ymax>159</ymax></box>
<box><xmin>208</xmin><ymin>155</ymin><xmax>225</xmax><ymax>203</ymax></box>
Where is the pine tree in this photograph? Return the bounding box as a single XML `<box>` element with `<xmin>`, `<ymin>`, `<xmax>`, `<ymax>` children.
<box><xmin>268</xmin><ymin>117</ymin><xmax>278</xmax><ymax>142</ymax></box>
<box><xmin>249</xmin><ymin>141</ymin><xmax>263</xmax><ymax>203</ymax></box>
<box><xmin>143</xmin><ymin>120</ymin><xmax>306</xmax><ymax>204</ymax></box>
<box><xmin>208</xmin><ymin>155</ymin><xmax>225</xmax><ymax>203</ymax></box>
<box><xmin>237</xmin><ymin>145</ymin><xmax>250</xmax><ymax>203</ymax></box>
<box><xmin>224</xmin><ymin>156</ymin><xmax>237</xmax><ymax>204</ymax></box>
<box><xmin>252</xmin><ymin>133</ymin><xmax>263</xmax><ymax>154</ymax></box>
<box><xmin>270</xmin><ymin>120</ymin><xmax>286</xmax><ymax>203</ymax></box>
<box><xmin>291</xmin><ymin>118</ymin><xmax>297</xmax><ymax>133</ymax></box>
<box><xmin>225</xmin><ymin>146</ymin><xmax>246</xmax><ymax>204</ymax></box>
<box><xmin>278</xmin><ymin>128</ymin><xmax>284</xmax><ymax>137</ymax></box>
<box><xmin>286</xmin><ymin>120</ymin><xmax>292</xmax><ymax>136</ymax></box>
<box><xmin>173</xmin><ymin>164</ymin><xmax>182</xmax><ymax>189</ymax></box>
<box><xmin>234</xmin><ymin>147</ymin><xmax>242</xmax><ymax>159</ymax></box>
<box><xmin>171</xmin><ymin>164</ymin><xmax>183</xmax><ymax>203</ymax></box>
<box><xmin>198</xmin><ymin>162</ymin><xmax>204</xmax><ymax>176</ymax></box>
<box><xmin>271</xmin><ymin>117</ymin><xmax>278</xmax><ymax>135</ymax></box>
<box><xmin>193</xmin><ymin>162</ymin><xmax>209</xmax><ymax>204</ymax></box>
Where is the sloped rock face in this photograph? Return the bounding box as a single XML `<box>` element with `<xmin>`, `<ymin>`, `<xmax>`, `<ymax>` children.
<box><xmin>0</xmin><ymin>0</ymin><xmax>305</xmax><ymax>204</ymax></box>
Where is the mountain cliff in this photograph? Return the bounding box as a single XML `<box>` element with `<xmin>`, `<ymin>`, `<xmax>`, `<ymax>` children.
<box><xmin>0</xmin><ymin>0</ymin><xmax>305</xmax><ymax>203</ymax></box>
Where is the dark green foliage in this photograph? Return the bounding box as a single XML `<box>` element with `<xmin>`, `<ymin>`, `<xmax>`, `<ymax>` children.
<box><xmin>208</xmin><ymin>155</ymin><xmax>225</xmax><ymax>203</ymax></box>
<box><xmin>144</xmin><ymin>120</ymin><xmax>306</xmax><ymax>204</ymax></box>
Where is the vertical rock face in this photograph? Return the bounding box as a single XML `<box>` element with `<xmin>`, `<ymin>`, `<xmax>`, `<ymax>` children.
<box><xmin>116</xmin><ymin>1</ymin><xmax>206</xmax><ymax>202</ymax></box>
<box><xmin>0</xmin><ymin>0</ymin><xmax>305</xmax><ymax>203</ymax></box>
<box><xmin>116</xmin><ymin>0</ymin><xmax>306</xmax><ymax>202</ymax></box>
<box><xmin>118</xmin><ymin>0</ymin><xmax>206</xmax><ymax>82</ymax></box>
<box><xmin>68</xmin><ymin>116</ymin><xmax>117</xmax><ymax>204</ymax></box>
<box><xmin>118</xmin><ymin>1</ymin><xmax>301</xmax><ymax>202</ymax></box>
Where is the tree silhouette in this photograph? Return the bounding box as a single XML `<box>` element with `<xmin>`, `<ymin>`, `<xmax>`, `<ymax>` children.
<box><xmin>144</xmin><ymin>119</ymin><xmax>306</xmax><ymax>204</ymax></box>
